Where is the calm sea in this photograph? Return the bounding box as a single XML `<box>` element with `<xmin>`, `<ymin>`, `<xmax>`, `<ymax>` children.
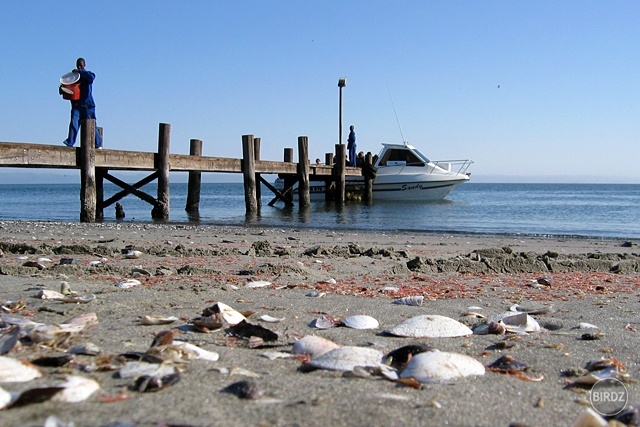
<box><xmin>0</xmin><ymin>182</ymin><xmax>638</xmax><ymax>239</ymax></box>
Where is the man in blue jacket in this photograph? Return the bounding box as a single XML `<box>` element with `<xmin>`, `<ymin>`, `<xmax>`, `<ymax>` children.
<box><xmin>62</xmin><ymin>58</ymin><xmax>103</xmax><ymax>148</ymax></box>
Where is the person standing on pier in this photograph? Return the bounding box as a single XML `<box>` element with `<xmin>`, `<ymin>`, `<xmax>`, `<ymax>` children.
<box><xmin>347</xmin><ymin>124</ymin><xmax>356</xmax><ymax>167</ymax></box>
<box><xmin>62</xmin><ymin>58</ymin><xmax>103</xmax><ymax>148</ymax></box>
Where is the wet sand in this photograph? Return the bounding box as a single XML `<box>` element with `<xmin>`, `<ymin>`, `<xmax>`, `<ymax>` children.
<box><xmin>0</xmin><ymin>221</ymin><xmax>639</xmax><ymax>427</ymax></box>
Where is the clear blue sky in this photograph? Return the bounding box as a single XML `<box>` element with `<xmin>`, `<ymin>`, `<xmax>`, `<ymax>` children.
<box><xmin>1</xmin><ymin>1</ymin><xmax>639</xmax><ymax>183</ymax></box>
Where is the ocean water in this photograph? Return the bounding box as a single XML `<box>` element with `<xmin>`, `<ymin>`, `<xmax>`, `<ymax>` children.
<box><xmin>0</xmin><ymin>182</ymin><xmax>638</xmax><ymax>239</ymax></box>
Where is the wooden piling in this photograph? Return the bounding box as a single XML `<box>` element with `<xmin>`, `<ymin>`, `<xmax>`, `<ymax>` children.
<box><xmin>363</xmin><ymin>152</ymin><xmax>374</xmax><ymax>202</ymax></box>
<box><xmin>297</xmin><ymin>136</ymin><xmax>310</xmax><ymax>206</ymax></box>
<box><xmin>242</xmin><ymin>134</ymin><xmax>258</xmax><ymax>213</ymax></box>
<box><xmin>79</xmin><ymin>119</ymin><xmax>97</xmax><ymax>223</ymax></box>
<box><xmin>254</xmin><ymin>137</ymin><xmax>261</xmax><ymax>209</ymax></box>
<box><xmin>152</xmin><ymin>123</ymin><xmax>171</xmax><ymax>219</ymax></box>
<box><xmin>283</xmin><ymin>148</ymin><xmax>295</xmax><ymax>204</ymax></box>
<box><xmin>334</xmin><ymin>144</ymin><xmax>346</xmax><ymax>203</ymax></box>
<box><xmin>186</xmin><ymin>138</ymin><xmax>202</xmax><ymax>213</ymax></box>
<box><xmin>324</xmin><ymin>153</ymin><xmax>334</xmax><ymax>201</ymax></box>
<box><xmin>96</xmin><ymin>127</ymin><xmax>105</xmax><ymax>220</ymax></box>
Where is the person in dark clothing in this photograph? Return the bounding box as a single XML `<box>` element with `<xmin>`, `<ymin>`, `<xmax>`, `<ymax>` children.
<box><xmin>347</xmin><ymin>125</ymin><xmax>356</xmax><ymax>167</ymax></box>
<box><xmin>62</xmin><ymin>58</ymin><xmax>103</xmax><ymax>148</ymax></box>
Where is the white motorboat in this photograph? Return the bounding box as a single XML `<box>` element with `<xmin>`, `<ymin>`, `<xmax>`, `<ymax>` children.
<box><xmin>275</xmin><ymin>141</ymin><xmax>473</xmax><ymax>201</ymax></box>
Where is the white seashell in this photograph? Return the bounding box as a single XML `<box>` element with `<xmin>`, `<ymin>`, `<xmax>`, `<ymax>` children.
<box><xmin>380</xmin><ymin>286</ymin><xmax>399</xmax><ymax>292</ymax></box>
<box><xmin>0</xmin><ymin>315</ymin><xmax>43</xmax><ymax>328</ymax></box>
<box><xmin>392</xmin><ymin>296</ymin><xmax>424</xmax><ymax>306</ymax></box>
<box><xmin>572</xmin><ymin>408</ymin><xmax>608</xmax><ymax>427</ymax></box>
<box><xmin>400</xmin><ymin>350</ymin><xmax>485</xmax><ymax>382</ymax></box>
<box><xmin>140</xmin><ymin>315</ymin><xmax>179</xmax><ymax>325</ymax></box>
<box><xmin>44</xmin><ymin>415</ymin><xmax>74</xmax><ymax>427</ymax></box>
<box><xmin>309</xmin><ymin>316</ymin><xmax>336</xmax><ymax>329</ymax></box>
<box><xmin>342</xmin><ymin>315</ymin><xmax>379</xmax><ymax>330</ymax></box>
<box><xmin>29</xmin><ymin>323</ymin><xmax>87</xmax><ymax>343</ymax></box>
<box><xmin>118</xmin><ymin>361</ymin><xmax>178</xmax><ymax>379</ymax></box>
<box><xmin>37</xmin><ymin>257</ymin><xmax>52</xmax><ymax>263</ymax></box>
<box><xmin>69</xmin><ymin>343</ymin><xmax>101</xmax><ymax>356</ymax></box>
<box><xmin>259</xmin><ymin>315</ymin><xmax>285</xmax><ymax>323</ymax></box>
<box><xmin>246</xmin><ymin>280</ymin><xmax>271</xmax><ymax>288</ymax></box>
<box><xmin>53</xmin><ymin>376</ymin><xmax>100</xmax><ymax>403</ymax></box>
<box><xmin>575</xmin><ymin>322</ymin><xmax>599</xmax><ymax>330</ymax></box>
<box><xmin>171</xmin><ymin>341</ymin><xmax>220</xmax><ymax>361</ymax></box>
<box><xmin>124</xmin><ymin>250</ymin><xmax>143</xmax><ymax>259</ymax></box>
<box><xmin>0</xmin><ymin>385</ymin><xmax>11</xmax><ymax>410</ymax></box>
<box><xmin>493</xmin><ymin>312</ymin><xmax>541</xmax><ymax>333</ymax></box>
<box><xmin>260</xmin><ymin>351</ymin><xmax>294</xmax><ymax>360</ymax></box>
<box><xmin>89</xmin><ymin>260</ymin><xmax>103</xmax><ymax>266</ymax></box>
<box><xmin>16</xmin><ymin>256</ymin><xmax>29</xmax><ymax>260</ymax></box>
<box><xmin>0</xmin><ymin>356</ymin><xmax>42</xmax><ymax>382</ymax></box>
<box><xmin>215</xmin><ymin>302</ymin><xmax>247</xmax><ymax>326</ymax></box>
<box><xmin>116</xmin><ymin>278</ymin><xmax>141</xmax><ymax>289</ymax></box>
<box><xmin>60</xmin><ymin>293</ymin><xmax>96</xmax><ymax>304</ymax></box>
<box><xmin>66</xmin><ymin>312</ymin><xmax>98</xmax><ymax>325</ymax></box>
<box><xmin>60</xmin><ymin>281</ymin><xmax>72</xmax><ymax>295</ymax></box>
<box><xmin>308</xmin><ymin>346</ymin><xmax>383</xmax><ymax>371</ymax></box>
<box><xmin>38</xmin><ymin>290</ymin><xmax>65</xmax><ymax>300</ymax></box>
<box><xmin>385</xmin><ymin>315</ymin><xmax>472</xmax><ymax>338</ymax></box>
<box><xmin>292</xmin><ymin>336</ymin><xmax>341</xmax><ymax>359</ymax></box>
<box><xmin>468</xmin><ymin>306</ymin><xmax>483</xmax><ymax>311</ymax></box>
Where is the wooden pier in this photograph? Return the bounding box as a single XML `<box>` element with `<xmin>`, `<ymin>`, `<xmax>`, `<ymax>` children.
<box><xmin>0</xmin><ymin>120</ymin><xmax>374</xmax><ymax>222</ymax></box>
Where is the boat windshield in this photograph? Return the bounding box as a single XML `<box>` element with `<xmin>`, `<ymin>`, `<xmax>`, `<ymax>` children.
<box><xmin>412</xmin><ymin>149</ymin><xmax>430</xmax><ymax>163</ymax></box>
<box><xmin>376</xmin><ymin>146</ymin><xmax>427</xmax><ymax>166</ymax></box>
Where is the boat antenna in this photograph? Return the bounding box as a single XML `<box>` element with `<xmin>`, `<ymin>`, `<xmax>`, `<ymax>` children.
<box><xmin>387</xmin><ymin>86</ymin><xmax>407</xmax><ymax>145</ymax></box>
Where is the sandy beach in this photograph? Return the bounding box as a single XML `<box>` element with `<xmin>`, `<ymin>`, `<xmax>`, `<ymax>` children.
<box><xmin>1</xmin><ymin>220</ymin><xmax>639</xmax><ymax>427</ymax></box>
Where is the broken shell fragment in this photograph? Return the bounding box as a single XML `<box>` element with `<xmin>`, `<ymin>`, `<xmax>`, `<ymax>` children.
<box><xmin>38</xmin><ymin>290</ymin><xmax>65</xmax><ymax>300</ymax></box>
<box><xmin>383</xmin><ymin>345</ymin><xmax>434</xmax><ymax>371</ymax></box>
<box><xmin>206</xmin><ymin>302</ymin><xmax>246</xmax><ymax>326</ymax></box>
<box><xmin>124</xmin><ymin>250</ymin><xmax>143</xmax><ymax>259</ymax></box>
<box><xmin>245</xmin><ymin>280</ymin><xmax>272</xmax><ymax>288</ymax></box>
<box><xmin>140</xmin><ymin>315</ymin><xmax>179</xmax><ymax>326</ymax></box>
<box><xmin>385</xmin><ymin>315</ymin><xmax>472</xmax><ymax>338</ymax></box>
<box><xmin>60</xmin><ymin>293</ymin><xmax>96</xmax><ymax>304</ymax></box>
<box><xmin>309</xmin><ymin>316</ymin><xmax>337</xmax><ymax>329</ymax></box>
<box><xmin>292</xmin><ymin>336</ymin><xmax>341</xmax><ymax>359</ymax></box>
<box><xmin>117</xmin><ymin>361</ymin><xmax>179</xmax><ymax>379</ymax></box>
<box><xmin>392</xmin><ymin>296</ymin><xmax>424</xmax><ymax>306</ymax></box>
<box><xmin>130</xmin><ymin>373</ymin><xmax>180</xmax><ymax>392</ymax></box>
<box><xmin>53</xmin><ymin>376</ymin><xmax>100</xmax><ymax>403</ymax></box>
<box><xmin>474</xmin><ymin>312</ymin><xmax>541</xmax><ymax>335</ymax></box>
<box><xmin>487</xmin><ymin>355</ymin><xmax>529</xmax><ymax>373</ymax></box>
<box><xmin>221</xmin><ymin>380</ymin><xmax>265</xmax><ymax>400</ymax></box>
<box><xmin>259</xmin><ymin>314</ymin><xmax>285</xmax><ymax>323</ymax></box>
<box><xmin>400</xmin><ymin>350</ymin><xmax>485</xmax><ymax>382</ymax></box>
<box><xmin>307</xmin><ymin>346</ymin><xmax>383</xmax><ymax>372</ymax></box>
<box><xmin>116</xmin><ymin>279</ymin><xmax>141</xmax><ymax>289</ymax></box>
<box><xmin>0</xmin><ymin>386</ymin><xmax>11</xmax><ymax>409</ymax></box>
<box><xmin>342</xmin><ymin>315</ymin><xmax>379</xmax><ymax>330</ymax></box>
<box><xmin>0</xmin><ymin>356</ymin><xmax>43</xmax><ymax>382</ymax></box>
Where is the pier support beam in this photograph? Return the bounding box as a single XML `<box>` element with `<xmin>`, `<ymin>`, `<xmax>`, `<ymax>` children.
<box><xmin>242</xmin><ymin>134</ymin><xmax>258</xmax><ymax>213</ymax></box>
<box><xmin>283</xmin><ymin>148</ymin><xmax>295</xmax><ymax>204</ymax></box>
<box><xmin>363</xmin><ymin>152</ymin><xmax>374</xmax><ymax>202</ymax></box>
<box><xmin>152</xmin><ymin>123</ymin><xmax>171</xmax><ymax>219</ymax></box>
<box><xmin>334</xmin><ymin>144</ymin><xmax>346</xmax><ymax>203</ymax></box>
<box><xmin>186</xmin><ymin>138</ymin><xmax>202</xmax><ymax>214</ymax></box>
<box><xmin>80</xmin><ymin>119</ymin><xmax>97</xmax><ymax>223</ymax></box>
<box><xmin>254</xmin><ymin>138</ymin><xmax>262</xmax><ymax>210</ymax></box>
<box><xmin>297</xmin><ymin>136</ymin><xmax>310</xmax><ymax>207</ymax></box>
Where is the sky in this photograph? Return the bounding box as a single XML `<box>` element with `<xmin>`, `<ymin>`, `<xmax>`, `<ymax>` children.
<box><xmin>1</xmin><ymin>1</ymin><xmax>639</xmax><ymax>184</ymax></box>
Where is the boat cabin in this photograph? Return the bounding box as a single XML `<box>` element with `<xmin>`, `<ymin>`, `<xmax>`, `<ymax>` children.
<box><xmin>375</xmin><ymin>144</ymin><xmax>429</xmax><ymax>167</ymax></box>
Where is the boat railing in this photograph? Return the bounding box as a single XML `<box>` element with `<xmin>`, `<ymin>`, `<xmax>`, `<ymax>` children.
<box><xmin>432</xmin><ymin>159</ymin><xmax>474</xmax><ymax>175</ymax></box>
